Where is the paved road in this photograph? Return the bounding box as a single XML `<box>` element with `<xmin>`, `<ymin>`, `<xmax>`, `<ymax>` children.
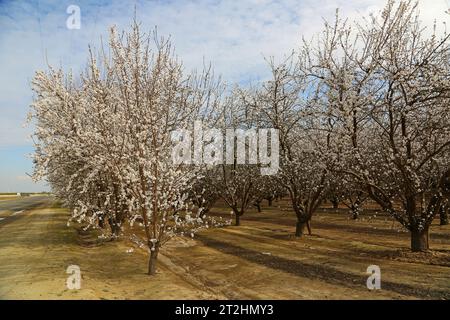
<box><xmin>0</xmin><ymin>196</ymin><xmax>51</xmax><ymax>225</ymax></box>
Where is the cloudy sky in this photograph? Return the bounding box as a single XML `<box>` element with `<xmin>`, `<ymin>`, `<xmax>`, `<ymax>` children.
<box><xmin>0</xmin><ymin>0</ymin><xmax>448</xmax><ymax>192</ymax></box>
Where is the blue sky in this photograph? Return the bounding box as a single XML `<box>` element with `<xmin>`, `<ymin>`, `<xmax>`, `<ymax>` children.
<box><xmin>0</xmin><ymin>0</ymin><xmax>448</xmax><ymax>192</ymax></box>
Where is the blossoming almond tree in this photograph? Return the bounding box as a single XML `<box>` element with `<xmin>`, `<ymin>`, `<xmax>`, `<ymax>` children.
<box><xmin>31</xmin><ymin>20</ymin><xmax>222</xmax><ymax>274</ymax></box>
<box><xmin>306</xmin><ymin>0</ymin><xmax>450</xmax><ymax>251</ymax></box>
<box><xmin>351</xmin><ymin>1</ymin><xmax>450</xmax><ymax>251</ymax></box>
<box><xmin>242</xmin><ymin>57</ymin><xmax>333</xmax><ymax>237</ymax></box>
<box><xmin>212</xmin><ymin>91</ymin><xmax>262</xmax><ymax>226</ymax></box>
<box><xmin>355</xmin><ymin>2</ymin><xmax>450</xmax><ymax>251</ymax></box>
<box><xmin>30</xmin><ymin>68</ymin><xmax>126</xmax><ymax>235</ymax></box>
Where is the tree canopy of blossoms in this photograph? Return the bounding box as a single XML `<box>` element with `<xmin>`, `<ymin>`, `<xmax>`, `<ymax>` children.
<box><xmin>298</xmin><ymin>0</ymin><xmax>450</xmax><ymax>251</ymax></box>
<box><xmin>30</xmin><ymin>21</ymin><xmax>223</xmax><ymax>274</ymax></box>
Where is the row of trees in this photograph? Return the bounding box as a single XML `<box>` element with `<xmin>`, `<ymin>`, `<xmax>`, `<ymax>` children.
<box><xmin>31</xmin><ymin>1</ymin><xmax>450</xmax><ymax>275</ymax></box>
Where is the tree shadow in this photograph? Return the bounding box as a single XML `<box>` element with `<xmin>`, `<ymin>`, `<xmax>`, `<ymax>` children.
<box><xmin>196</xmin><ymin>234</ymin><xmax>450</xmax><ymax>299</ymax></box>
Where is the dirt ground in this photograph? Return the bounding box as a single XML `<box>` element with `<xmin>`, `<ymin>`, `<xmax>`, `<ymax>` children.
<box><xmin>0</xmin><ymin>198</ymin><xmax>449</xmax><ymax>299</ymax></box>
<box><xmin>0</xmin><ymin>199</ymin><xmax>217</xmax><ymax>299</ymax></box>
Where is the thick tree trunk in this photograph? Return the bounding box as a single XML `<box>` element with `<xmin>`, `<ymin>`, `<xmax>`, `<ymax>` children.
<box><xmin>148</xmin><ymin>246</ymin><xmax>160</xmax><ymax>275</ymax></box>
<box><xmin>405</xmin><ymin>195</ymin><xmax>429</xmax><ymax>252</ymax></box>
<box><xmin>440</xmin><ymin>205</ymin><xmax>448</xmax><ymax>226</ymax></box>
<box><xmin>295</xmin><ymin>221</ymin><xmax>306</xmax><ymax>237</ymax></box>
<box><xmin>268</xmin><ymin>198</ymin><xmax>273</xmax><ymax>207</ymax></box>
<box><xmin>235</xmin><ymin>213</ymin><xmax>241</xmax><ymax>226</ymax></box>
<box><xmin>255</xmin><ymin>203</ymin><xmax>261</xmax><ymax>213</ymax></box>
<box><xmin>410</xmin><ymin>228</ymin><xmax>429</xmax><ymax>252</ymax></box>
<box><xmin>295</xmin><ymin>220</ymin><xmax>311</xmax><ymax>237</ymax></box>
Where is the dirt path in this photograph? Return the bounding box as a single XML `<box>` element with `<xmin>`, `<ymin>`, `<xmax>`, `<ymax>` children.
<box><xmin>0</xmin><ymin>199</ymin><xmax>219</xmax><ymax>299</ymax></box>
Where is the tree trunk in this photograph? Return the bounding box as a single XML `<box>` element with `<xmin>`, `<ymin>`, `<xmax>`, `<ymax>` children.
<box><xmin>255</xmin><ymin>203</ymin><xmax>261</xmax><ymax>213</ymax></box>
<box><xmin>148</xmin><ymin>245</ymin><xmax>160</xmax><ymax>275</ymax></box>
<box><xmin>331</xmin><ymin>197</ymin><xmax>339</xmax><ymax>209</ymax></box>
<box><xmin>112</xmin><ymin>225</ymin><xmax>121</xmax><ymax>237</ymax></box>
<box><xmin>108</xmin><ymin>217</ymin><xmax>121</xmax><ymax>236</ymax></box>
<box><xmin>235</xmin><ymin>213</ymin><xmax>241</xmax><ymax>226</ymax></box>
<box><xmin>410</xmin><ymin>228</ymin><xmax>429</xmax><ymax>252</ymax></box>
<box><xmin>268</xmin><ymin>198</ymin><xmax>273</xmax><ymax>207</ymax></box>
<box><xmin>295</xmin><ymin>220</ymin><xmax>310</xmax><ymax>237</ymax></box>
<box><xmin>98</xmin><ymin>216</ymin><xmax>105</xmax><ymax>229</ymax></box>
<box><xmin>440</xmin><ymin>205</ymin><xmax>448</xmax><ymax>226</ymax></box>
<box><xmin>306</xmin><ymin>220</ymin><xmax>311</xmax><ymax>235</ymax></box>
<box><xmin>351</xmin><ymin>205</ymin><xmax>359</xmax><ymax>220</ymax></box>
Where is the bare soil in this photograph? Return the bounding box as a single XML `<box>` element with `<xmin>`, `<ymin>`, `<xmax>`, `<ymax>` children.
<box><xmin>0</xmin><ymin>198</ymin><xmax>449</xmax><ymax>299</ymax></box>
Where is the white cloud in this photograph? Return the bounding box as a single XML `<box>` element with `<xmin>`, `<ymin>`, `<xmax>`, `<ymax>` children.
<box><xmin>1</xmin><ymin>0</ymin><xmax>448</xmax><ymax>144</ymax></box>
